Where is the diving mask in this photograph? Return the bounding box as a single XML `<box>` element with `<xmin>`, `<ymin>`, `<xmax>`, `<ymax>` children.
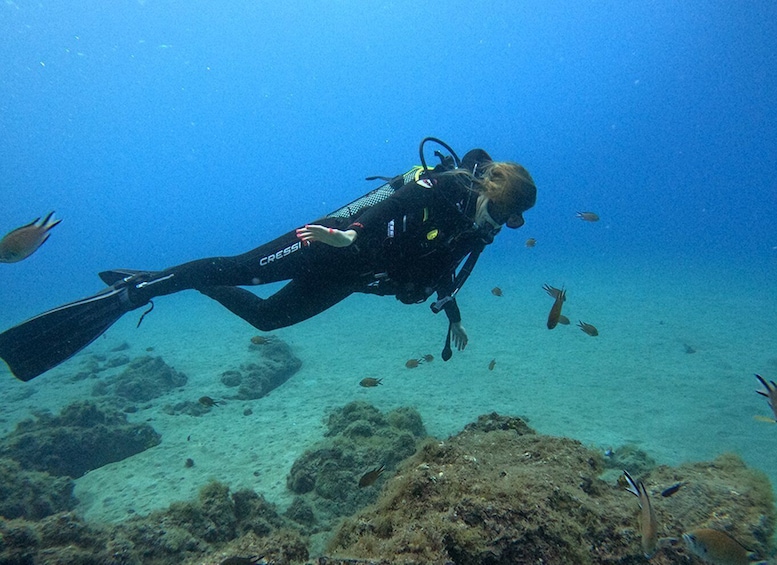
<box><xmin>474</xmin><ymin>196</ymin><xmax>503</xmax><ymax>235</ymax></box>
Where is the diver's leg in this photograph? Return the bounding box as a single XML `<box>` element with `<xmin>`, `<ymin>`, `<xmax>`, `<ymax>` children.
<box><xmin>104</xmin><ymin>229</ymin><xmax>306</xmax><ymax>306</ymax></box>
<box><xmin>114</xmin><ymin>224</ymin><xmax>357</xmax><ymax>306</ymax></box>
<box><xmin>199</xmin><ymin>277</ymin><xmax>355</xmax><ymax>331</ymax></box>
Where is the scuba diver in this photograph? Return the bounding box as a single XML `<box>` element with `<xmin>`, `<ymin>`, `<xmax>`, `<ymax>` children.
<box><xmin>0</xmin><ymin>138</ymin><xmax>536</xmax><ymax>382</ymax></box>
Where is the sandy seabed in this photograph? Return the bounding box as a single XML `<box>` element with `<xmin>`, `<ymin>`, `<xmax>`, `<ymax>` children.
<box><xmin>1</xmin><ymin>252</ymin><xmax>776</xmax><ymax>525</ymax></box>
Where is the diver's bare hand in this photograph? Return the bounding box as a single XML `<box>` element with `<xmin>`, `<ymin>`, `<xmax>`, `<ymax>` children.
<box><xmin>451</xmin><ymin>322</ymin><xmax>468</xmax><ymax>350</ymax></box>
<box><xmin>295</xmin><ymin>225</ymin><xmax>357</xmax><ymax>248</ymax></box>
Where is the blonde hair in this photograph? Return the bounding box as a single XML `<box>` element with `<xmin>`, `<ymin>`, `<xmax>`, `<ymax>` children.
<box><xmin>459</xmin><ymin>161</ymin><xmax>536</xmax><ymax>219</ymax></box>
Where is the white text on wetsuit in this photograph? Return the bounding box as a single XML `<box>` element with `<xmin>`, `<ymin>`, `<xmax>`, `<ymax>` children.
<box><xmin>260</xmin><ymin>241</ymin><xmax>302</xmax><ymax>266</ymax></box>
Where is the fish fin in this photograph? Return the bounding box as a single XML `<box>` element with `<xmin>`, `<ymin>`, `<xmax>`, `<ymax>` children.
<box><xmin>40</xmin><ymin>211</ymin><xmax>55</xmax><ymax>226</ymax></box>
<box><xmin>44</xmin><ymin>218</ymin><xmax>62</xmax><ymax>231</ymax></box>
<box><xmin>622</xmin><ymin>470</ymin><xmax>641</xmax><ymax>498</ymax></box>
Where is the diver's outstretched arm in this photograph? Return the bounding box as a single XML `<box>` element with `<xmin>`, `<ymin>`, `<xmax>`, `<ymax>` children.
<box><xmin>295</xmin><ymin>224</ymin><xmax>357</xmax><ymax>248</ymax></box>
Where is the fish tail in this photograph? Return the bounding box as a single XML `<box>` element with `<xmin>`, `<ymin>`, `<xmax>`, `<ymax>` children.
<box><xmin>42</xmin><ymin>211</ymin><xmax>62</xmax><ymax>231</ymax></box>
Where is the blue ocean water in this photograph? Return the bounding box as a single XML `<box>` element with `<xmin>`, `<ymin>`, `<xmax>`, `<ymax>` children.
<box><xmin>1</xmin><ymin>0</ymin><xmax>777</xmax><ymax>537</ymax></box>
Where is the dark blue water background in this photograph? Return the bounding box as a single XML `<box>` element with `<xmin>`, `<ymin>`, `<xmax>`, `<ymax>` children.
<box><xmin>1</xmin><ymin>1</ymin><xmax>776</xmax><ymax>332</ymax></box>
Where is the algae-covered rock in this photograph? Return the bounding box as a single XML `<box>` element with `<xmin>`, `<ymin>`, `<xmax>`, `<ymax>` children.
<box><xmin>285</xmin><ymin>401</ymin><xmax>428</xmax><ymax>533</ymax></box>
<box><xmin>0</xmin><ymin>400</ymin><xmax>161</xmax><ymax>477</ymax></box>
<box><xmin>0</xmin><ymin>481</ymin><xmax>307</xmax><ymax>565</ymax></box>
<box><xmin>603</xmin><ymin>442</ymin><xmax>658</xmax><ymax>476</ymax></box>
<box><xmin>645</xmin><ymin>453</ymin><xmax>776</xmax><ymax>554</ymax></box>
<box><xmin>115</xmin><ymin>481</ymin><xmax>306</xmax><ymax>564</ymax></box>
<box><xmin>327</xmin><ymin>413</ymin><xmax>776</xmax><ymax>565</ymax></box>
<box><xmin>0</xmin><ymin>457</ymin><xmax>76</xmax><ymax>520</ymax></box>
<box><xmin>104</xmin><ymin>355</ymin><xmax>188</xmax><ymax>402</ymax></box>
<box><xmin>233</xmin><ymin>339</ymin><xmax>302</xmax><ymax>400</ymax></box>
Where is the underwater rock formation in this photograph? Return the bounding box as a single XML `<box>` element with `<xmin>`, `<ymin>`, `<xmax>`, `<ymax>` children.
<box><xmin>224</xmin><ymin>339</ymin><xmax>302</xmax><ymax>400</ymax></box>
<box><xmin>0</xmin><ymin>408</ymin><xmax>774</xmax><ymax>564</ymax></box>
<box><xmin>0</xmin><ymin>457</ymin><xmax>76</xmax><ymax>520</ymax></box>
<box><xmin>285</xmin><ymin>401</ymin><xmax>428</xmax><ymax>533</ymax></box>
<box><xmin>0</xmin><ymin>400</ymin><xmax>161</xmax><ymax>478</ymax></box>
<box><xmin>92</xmin><ymin>355</ymin><xmax>188</xmax><ymax>402</ymax></box>
<box><xmin>0</xmin><ymin>481</ymin><xmax>307</xmax><ymax>565</ymax></box>
<box><xmin>327</xmin><ymin>412</ymin><xmax>776</xmax><ymax>565</ymax></box>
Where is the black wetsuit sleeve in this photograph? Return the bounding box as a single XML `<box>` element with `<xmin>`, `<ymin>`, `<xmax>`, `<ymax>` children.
<box><xmin>443</xmin><ymin>298</ymin><xmax>461</xmax><ymax>324</ymax></box>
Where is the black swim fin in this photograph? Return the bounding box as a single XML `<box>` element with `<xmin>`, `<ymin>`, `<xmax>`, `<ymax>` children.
<box><xmin>0</xmin><ymin>286</ymin><xmax>132</xmax><ymax>382</ymax></box>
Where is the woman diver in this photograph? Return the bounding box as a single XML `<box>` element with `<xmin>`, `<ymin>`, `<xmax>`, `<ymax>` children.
<box><xmin>0</xmin><ymin>138</ymin><xmax>536</xmax><ymax>381</ymax></box>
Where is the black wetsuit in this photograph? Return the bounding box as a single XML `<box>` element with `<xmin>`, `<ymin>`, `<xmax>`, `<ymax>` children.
<box><xmin>129</xmin><ymin>157</ymin><xmax>491</xmax><ymax>331</ymax></box>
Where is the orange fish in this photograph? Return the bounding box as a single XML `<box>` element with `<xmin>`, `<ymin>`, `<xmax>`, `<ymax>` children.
<box><xmin>543</xmin><ymin>284</ymin><xmax>566</xmax><ymax>330</ymax></box>
<box><xmin>683</xmin><ymin>528</ymin><xmax>766</xmax><ymax>565</ymax></box>
<box><xmin>576</xmin><ymin>211</ymin><xmax>599</xmax><ymax>222</ymax></box>
<box><xmin>624</xmin><ymin>471</ymin><xmax>658</xmax><ymax>558</ymax></box>
<box><xmin>0</xmin><ymin>212</ymin><xmax>61</xmax><ymax>263</ymax></box>
<box><xmin>525</xmin><ymin>237</ymin><xmax>536</xmax><ymax>248</ymax></box>
<box><xmin>578</xmin><ymin>321</ymin><xmax>599</xmax><ymax>336</ymax></box>
<box><xmin>491</xmin><ymin>287</ymin><xmax>503</xmax><ymax>297</ymax></box>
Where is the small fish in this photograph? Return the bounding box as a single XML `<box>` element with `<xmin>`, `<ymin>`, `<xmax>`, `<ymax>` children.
<box><xmin>198</xmin><ymin>396</ymin><xmax>221</xmax><ymax>407</ymax></box>
<box><xmin>543</xmin><ymin>284</ymin><xmax>566</xmax><ymax>330</ymax></box>
<box><xmin>488</xmin><ymin>359</ymin><xmax>496</xmax><ymax>371</ymax></box>
<box><xmin>422</xmin><ymin>354</ymin><xmax>434</xmax><ymax>363</ymax></box>
<box><xmin>358</xmin><ymin>464</ymin><xmax>385</xmax><ymax>487</ymax></box>
<box><xmin>359</xmin><ymin>377</ymin><xmax>382</xmax><ymax>387</ymax></box>
<box><xmin>250</xmin><ymin>335</ymin><xmax>274</xmax><ymax>345</ymax></box>
<box><xmin>525</xmin><ymin>237</ymin><xmax>536</xmax><ymax>248</ymax></box>
<box><xmin>623</xmin><ymin>470</ymin><xmax>659</xmax><ymax>559</ymax></box>
<box><xmin>682</xmin><ymin>528</ymin><xmax>767</xmax><ymax>565</ymax></box>
<box><xmin>557</xmin><ymin>314</ymin><xmax>570</xmax><ymax>325</ymax></box>
<box><xmin>576</xmin><ymin>211</ymin><xmax>600</xmax><ymax>222</ymax></box>
<box><xmin>755</xmin><ymin>374</ymin><xmax>777</xmax><ymax>422</ymax></box>
<box><xmin>0</xmin><ymin>212</ymin><xmax>62</xmax><ymax>263</ymax></box>
<box><xmin>405</xmin><ymin>358</ymin><xmax>421</xmax><ymax>369</ymax></box>
<box><xmin>491</xmin><ymin>287</ymin><xmax>503</xmax><ymax>297</ymax></box>
<box><xmin>660</xmin><ymin>482</ymin><xmax>684</xmax><ymax>497</ymax></box>
<box><xmin>578</xmin><ymin>321</ymin><xmax>599</xmax><ymax>336</ymax></box>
